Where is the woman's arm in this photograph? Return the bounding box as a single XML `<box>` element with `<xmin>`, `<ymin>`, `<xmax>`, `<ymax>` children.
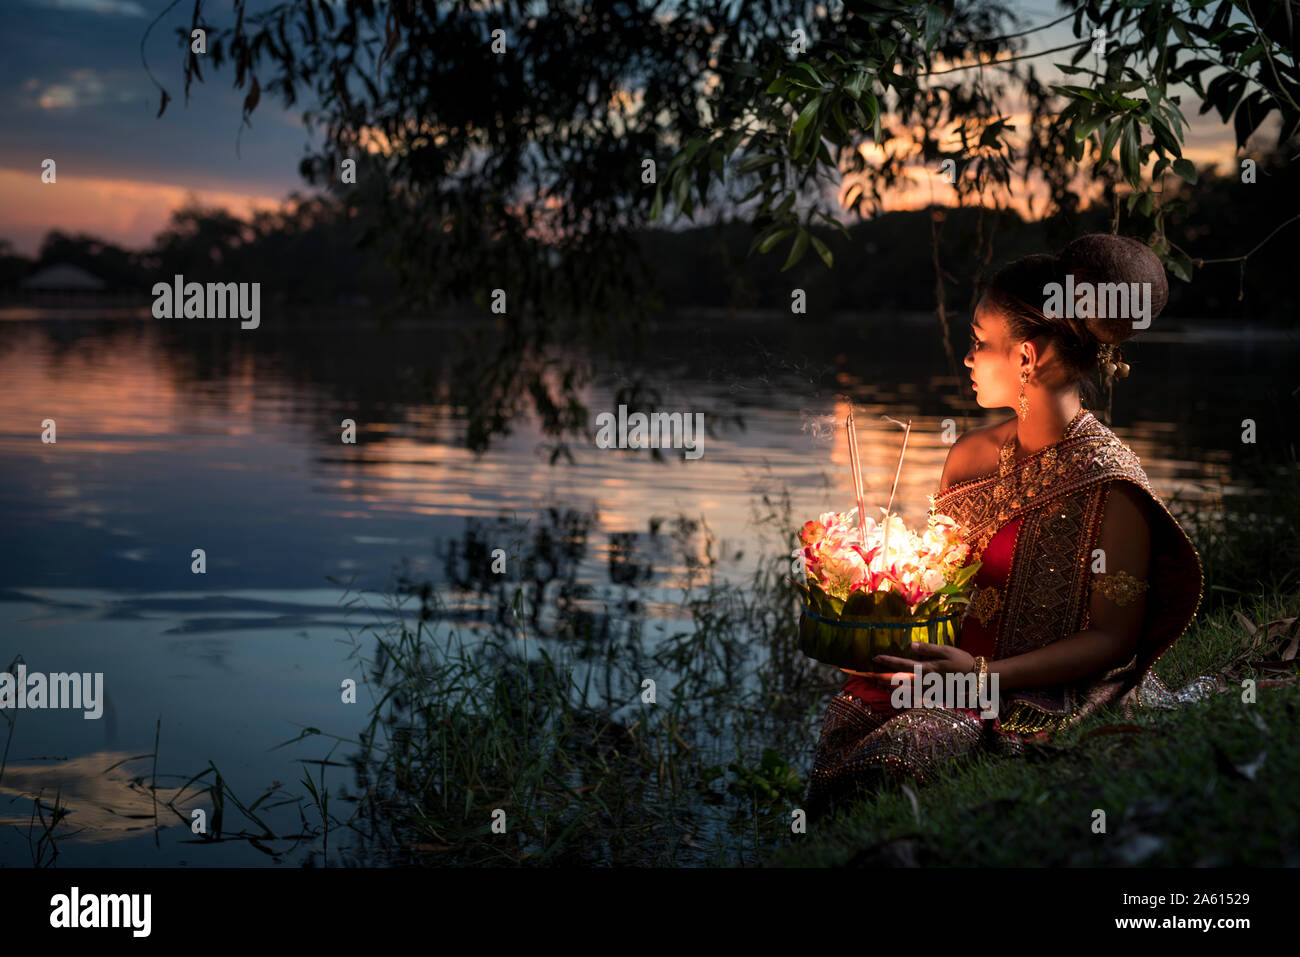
<box><xmin>871</xmin><ymin>480</ymin><xmax>1153</xmax><ymax>690</ymax></box>
<box><xmin>991</xmin><ymin>480</ymin><xmax>1151</xmax><ymax>692</ymax></box>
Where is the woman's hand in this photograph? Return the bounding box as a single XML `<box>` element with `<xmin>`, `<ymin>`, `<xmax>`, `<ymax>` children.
<box><xmin>862</xmin><ymin>642</ymin><xmax>976</xmax><ymax>685</ymax></box>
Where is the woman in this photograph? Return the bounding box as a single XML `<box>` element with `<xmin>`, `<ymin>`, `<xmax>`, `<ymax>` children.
<box><xmin>803</xmin><ymin>233</ymin><xmax>1221</xmax><ymax>821</ymax></box>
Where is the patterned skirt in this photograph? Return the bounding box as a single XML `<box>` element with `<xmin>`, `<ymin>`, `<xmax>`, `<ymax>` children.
<box><xmin>803</xmin><ymin>688</ymin><xmax>1024</xmax><ymax>822</ymax></box>
<box><xmin>803</xmin><ymin>671</ymin><xmax>1227</xmax><ymax>822</ymax></box>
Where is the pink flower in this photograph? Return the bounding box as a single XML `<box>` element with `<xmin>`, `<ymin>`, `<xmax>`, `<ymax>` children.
<box><xmin>893</xmin><ymin>569</ymin><xmax>926</xmax><ymax>606</ymax></box>
<box><xmin>847</xmin><ymin>546</ymin><xmax>887</xmax><ymax>595</ymax></box>
<box><xmin>819</xmin><ymin>547</ymin><xmax>868</xmax><ymax>599</ymax></box>
<box><xmin>944</xmin><ymin>542</ymin><xmax>971</xmax><ymax>566</ymax></box>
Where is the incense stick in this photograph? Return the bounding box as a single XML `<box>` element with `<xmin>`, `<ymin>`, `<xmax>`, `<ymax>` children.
<box><xmin>845</xmin><ymin>409</ymin><xmax>868</xmax><ymax>545</ymax></box>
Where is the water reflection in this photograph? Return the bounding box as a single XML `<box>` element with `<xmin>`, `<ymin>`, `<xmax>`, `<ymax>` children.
<box><xmin>0</xmin><ymin>751</ymin><xmax>201</xmax><ymax>848</ymax></box>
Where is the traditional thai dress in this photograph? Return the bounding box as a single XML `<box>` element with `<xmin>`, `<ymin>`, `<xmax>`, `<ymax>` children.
<box><xmin>804</xmin><ymin>408</ymin><xmax>1218</xmax><ymax>818</ymax></box>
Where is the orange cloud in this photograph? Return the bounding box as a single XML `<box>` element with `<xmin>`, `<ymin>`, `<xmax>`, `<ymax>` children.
<box><xmin>0</xmin><ymin>167</ymin><xmax>288</xmax><ymax>254</ymax></box>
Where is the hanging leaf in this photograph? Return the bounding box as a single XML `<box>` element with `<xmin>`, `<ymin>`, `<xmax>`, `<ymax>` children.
<box><xmin>1172</xmin><ymin>158</ymin><xmax>1198</xmax><ymax>183</ymax></box>
<box><xmin>381</xmin><ymin>21</ymin><xmax>401</xmax><ymax>66</ymax></box>
<box><xmin>648</xmin><ymin>182</ymin><xmax>664</xmax><ymax>221</ymax></box>
<box><xmin>789</xmin><ymin>62</ymin><xmax>824</xmax><ymax>88</ymax></box>
<box><xmin>1166</xmin><ymin>248</ymin><xmax>1194</xmax><ymax>281</ymax></box>
<box><xmin>1234</xmin><ymin>89</ymin><xmax>1271</xmax><ymax>148</ymax></box>
<box><xmin>1239</xmin><ymin>42</ymin><xmax>1266</xmax><ymax>69</ymax></box>
<box><xmin>1075</xmin><ymin>112</ymin><xmax>1107</xmax><ymax>141</ymax></box>
<box><xmin>1148</xmin><ymin>113</ymin><xmax>1180</xmax><ymax>157</ymax></box>
<box><xmin>832</xmin><ymin>97</ymin><xmax>848</xmax><ymax>134</ymax></box>
<box><xmin>923</xmin><ymin>2</ymin><xmax>946</xmax><ymax>50</ymax></box>
<box><xmin>781</xmin><ymin>226</ymin><xmax>810</xmax><ymax>272</ymax></box>
<box><xmin>757</xmin><ymin>227</ymin><xmax>795</xmax><ymax>254</ymax></box>
<box><xmin>244</xmin><ymin>75</ymin><xmax>261</xmax><ymax>115</ymax></box>
<box><xmin>673</xmin><ymin>168</ymin><xmax>690</xmax><ymax>211</ymax></box>
<box><xmin>791</xmin><ymin>95</ymin><xmax>822</xmax><ymax>157</ymax></box>
<box><xmin>1120</xmin><ymin>119</ymin><xmax>1141</xmax><ymax>186</ymax></box>
<box><xmin>736</xmin><ymin>153</ymin><xmax>781</xmax><ymax>175</ymax></box>
<box><xmin>810</xmin><ymin>232</ymin><xmax>833</xmax><ymax>268</ymax></box>
<box><xmin>816</xmin><ymin>207</ymin><xmax>852</xmax><ymax>239</ymax></box>
<box><xmin>1099</xmin><ymin>118</ymin><xmax>1124</xmax><ymax>164</ymax></box>
<box><xmin>765</xmin><ymin>76</ymin><xmax>791</xmax><ymax>97</ymax></box>
<box><xmin>863</xmin><ymin>88</ymin><xmax>881</xmax><ymax>143</ymax></box>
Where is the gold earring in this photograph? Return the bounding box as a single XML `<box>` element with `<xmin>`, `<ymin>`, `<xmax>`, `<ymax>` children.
<box><xmin>1018</xmin><ymin>369</ymin><xmax>1030</xmax><ymax>420</ymax></box>
<box><xmin>1099</xmin><ymin>343</ymin><xmax>1117</xmax><ymax>379</ymax></box>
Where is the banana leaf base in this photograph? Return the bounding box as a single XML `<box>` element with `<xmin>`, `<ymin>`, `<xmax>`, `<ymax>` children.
<box><xmin>798</xmin><ymin>605</ymin><xmax>960</xmax><ymax>673</ymax></box>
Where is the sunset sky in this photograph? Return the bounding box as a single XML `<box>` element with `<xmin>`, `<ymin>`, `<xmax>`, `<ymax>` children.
<box><xmin>2</xmin><ymin>0</ymin><xmax>305</xmax><ymax>256</ymax></box>
<box><xmin>0</xmin><ymin>0</ymin><xmax>1258</xmax><ymax>258</ymax></box>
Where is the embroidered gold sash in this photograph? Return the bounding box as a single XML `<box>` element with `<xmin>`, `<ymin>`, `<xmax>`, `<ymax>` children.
<box><xmin>930</xmin><ymin>410</ymin><xmax>1204</xmax><ymax>734</ymax></box>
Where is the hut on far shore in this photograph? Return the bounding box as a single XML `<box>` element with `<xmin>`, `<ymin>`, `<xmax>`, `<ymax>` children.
<box><xmin>19</xmin><ymin>263</ymin><xmax>107</xmax><ymax>298</ymax></box>
<box><xmin>6</xmin><ymin>262</ymin><xmax>147</xmax><ymax>311</ymax></box>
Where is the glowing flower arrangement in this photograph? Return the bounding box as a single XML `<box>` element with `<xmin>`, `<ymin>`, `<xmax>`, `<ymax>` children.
<box><xmin>789</xmin><ymin>410</ymin><xmax>981</xmax><ymax>672</ymax></box>
<box><xmin>789</xmin><ymin>506</ymin><xmax>978</xmax><ymax>617</ymax></box>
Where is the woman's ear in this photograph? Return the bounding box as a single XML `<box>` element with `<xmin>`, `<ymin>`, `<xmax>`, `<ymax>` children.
<box><xmin>1016</xmin><ymin>339</ymin><xmax>1034</xmax><ymax>375</ymax></box>
<box><xmin>1021</xmin><ymin>334</ymin><xmax>1045</xmax><ymax>374</ymax></box>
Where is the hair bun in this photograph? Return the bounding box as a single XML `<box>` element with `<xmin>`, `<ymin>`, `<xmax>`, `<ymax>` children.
<box><xmin>1056</xmin><ymin>234</ymin><xmax>1169</xmax><ymax>344</ymax></box>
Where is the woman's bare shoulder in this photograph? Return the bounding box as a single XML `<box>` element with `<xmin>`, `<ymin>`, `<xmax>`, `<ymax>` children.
<box><xmin>939</xmin><ymin>415</ymin><xmax>1017</xmax><ymax>491</ymax></box>
<box><xmin>962</xmin><ymin>415</ymin><xmax>1019</xmax><ymax>446</ymax></box>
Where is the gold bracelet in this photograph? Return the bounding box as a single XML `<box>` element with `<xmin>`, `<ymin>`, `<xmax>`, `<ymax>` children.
<box><xmin>973</xmin><ymin>656</ymin><xmax>987</xmax><ymax>703</ymax></box>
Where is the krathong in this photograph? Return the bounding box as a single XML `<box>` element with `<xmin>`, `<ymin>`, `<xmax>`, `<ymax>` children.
<box><xmin>789</xmin><ymin>411</ymin><xmax>981</xmax><ymax>673</ymax></box>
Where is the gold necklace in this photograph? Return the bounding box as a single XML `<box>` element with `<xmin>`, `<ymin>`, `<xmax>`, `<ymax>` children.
<box><xmin>1000</xmin><ymin>407</ymin><xmax>1087</xmax><ymax>474</ymax></box>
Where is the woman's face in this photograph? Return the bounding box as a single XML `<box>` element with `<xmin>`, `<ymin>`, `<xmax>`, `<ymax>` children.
<box><xmin>964</xmin><ymin>297</ymin><xmax>1025</xmax><ymax>409</ymax></box>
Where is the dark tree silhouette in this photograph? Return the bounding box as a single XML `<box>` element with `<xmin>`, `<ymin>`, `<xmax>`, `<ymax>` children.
<box><xmin>147</xmin><ymin>0</ymin><xmax>1299</xmax><ymax>453</ymax></box>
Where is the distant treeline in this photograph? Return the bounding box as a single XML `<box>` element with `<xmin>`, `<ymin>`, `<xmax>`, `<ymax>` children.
<box><xmin>0</xmin><ymin>194</ymin><xmax>394</xmax><ymax>311</ymax></box>
<box><xmin>1</xmin><ymin>151</ymin><xmax>1295</xmax><ymax>322</ymax></box>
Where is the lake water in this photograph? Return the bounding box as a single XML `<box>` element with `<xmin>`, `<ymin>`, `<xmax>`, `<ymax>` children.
<box><xmin>1</xmin><ymin>307</ymin><xmax>1295</xmax><ymax>865</ymax></box>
